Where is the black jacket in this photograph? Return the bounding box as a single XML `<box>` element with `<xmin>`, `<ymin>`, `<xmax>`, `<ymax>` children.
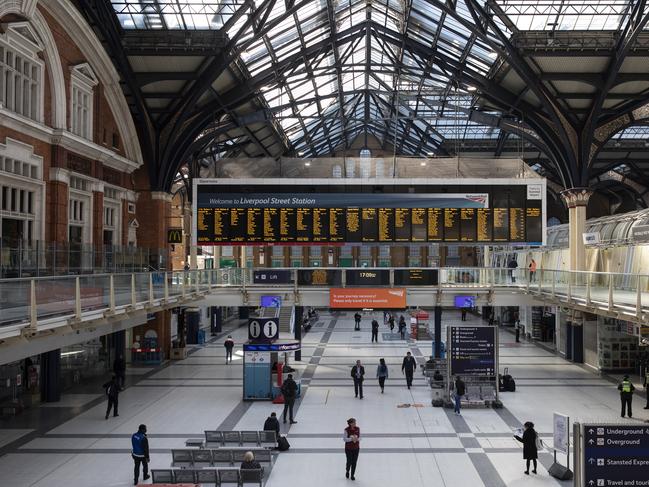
<box><xmin>351</xmin><ymin>365</ymin><xmax>365</xmax><ymax>381</ymax></box>
<box><xmin>241</xmin><ymin>460</ymin><xmax>261</xmax><ymax>470</ymax></box>
<box><xmin>455</xmin><ymin>379</ymin><xmax>466</xmax><ymax>396</ymax></box>
<box><xmin>371</xmin><ymin>320</ymin><xmax>379</xmax><ymax>331</ymax></box>
<box><xmin>103</xmin><ymin>380</ymin><xmax>119</xmax><ymax>399</ymax></box>
<box><xmin>281</xmin><ymin>378</ymin><xmax>298</xmax><ymax>399</ymax></box>
<box><xmin>263</xmin><ymin>416</ymin><xmax>280</xmax><ymax>435</ymax></box>
<box><xmin>113</xmin><ymin>358</ymin><xmax>125</xmax><ymax>374</ymax></box>
<box><xmin>515</xmin><ymin>428</ymin><xmax>538</xmax><ymax>460</ymax></box>
<box><xmin>402</xmin><ymin>356</ymin><xmax>417</xmax><ymax>374</ymax></box>
<box><xmin>354</xmin><ymin>313</ymin><xmax>362</xmax><ymax>322</ymax></box>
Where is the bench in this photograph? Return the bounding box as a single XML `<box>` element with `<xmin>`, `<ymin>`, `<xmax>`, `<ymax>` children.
<box><xmin>197</xmin><ymin>430</ymin><xmax>277</xmax><ymax>449</ymax></box>
<box><xmin>172</xmin><ymin>449</ymin><xmax>272</xmax><ymax>468</ymax></box>
<box><xmin>151</xmin><ymin>468</ymin><xmax>262</xmax><ymax>486</ymax></box>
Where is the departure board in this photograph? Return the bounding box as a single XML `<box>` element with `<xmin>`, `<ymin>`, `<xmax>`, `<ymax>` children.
<box><xmin>460</xmin><ymin>208</ymin><xmax>477</xmax><ymax>242</ymax></box>
<box><xmin>378</xmin><ymin>208</ymin><xmax>394</xmax><ymax>242</ymax></box>
<box><xmin>194</xmin><ymin>179</ymin><xmax>546</xmax><ymax>245</ymax></box>
<box><xmin>362</xmin><ymin>208</ymin><xmax>378</xmax><ymax>242</ymax></box>
<box><xmin>477</xmin><ymin>208</ymin><xmax>492</xmax><ymax>242</ymax></box>
<box><xmin>346</xmin><ymin>208</ymin><xmax>362</xmax><ymax>241</ymax></box>
<box><xmin>427</xmin><ymin>208</ymin><xmax>443</xmax><ymax>241</ymax></box>
<box><xmin>394</xmin><ymin>208</ymin><xmax>410</xmax><ymax>242</ymax></box>
<box><xmin>444</xmin><ymin>208</ymin><xmax>459</xmax><ymax>241</ymax></box>
<box><xmin>493</xmin><ymin>208</ymin><xmax>509</xmax><ymax>242</ymax></box>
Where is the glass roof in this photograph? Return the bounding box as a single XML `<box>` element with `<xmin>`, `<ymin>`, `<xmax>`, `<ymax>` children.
<box><xmin>496</xmin><ymin>0</ymin><xmax>632</xmax><ymax>31</ymax></box>
<box><xmin>109</xmin><ymin>0</ymin><xmax>640</xmax><ymax>160</ymax></box>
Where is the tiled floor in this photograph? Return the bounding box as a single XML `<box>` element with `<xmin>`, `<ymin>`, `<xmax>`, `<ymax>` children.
<box><xmin>0</xmin><ymin>311</ymin><xmax>647</xmax><ymax>486</ymax></box>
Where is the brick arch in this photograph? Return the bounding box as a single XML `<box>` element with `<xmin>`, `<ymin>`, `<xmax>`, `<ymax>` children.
<box><xmin>0</xmin><ymin>2</ymin><xmax>67</xmax><ymax>129</ymax></box>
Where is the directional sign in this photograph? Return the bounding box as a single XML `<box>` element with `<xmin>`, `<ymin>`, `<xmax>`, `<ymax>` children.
<box><xmin>583</xmin><ymin>424</ymin><xmax>649</xmax><ymax>487</ymax></box>
<box><xmin>448</xmin><ymin>326</ymin><xmax>496</xmax><ymax>376</ymax></box>
<box><xmin>248</xmin><ymin>317</ymin><xmax>279</xmax><ymax>342</ymax></box>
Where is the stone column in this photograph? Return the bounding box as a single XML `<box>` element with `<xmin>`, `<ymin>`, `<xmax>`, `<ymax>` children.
<box><xmin>560</xmin><ymin>188</ymin><xmax>593</xmax><ymax>271</ymax></box>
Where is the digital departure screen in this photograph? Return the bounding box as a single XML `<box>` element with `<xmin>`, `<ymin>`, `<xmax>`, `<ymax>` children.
<box><xmin>194</xmin><ymin>179</ymin><xmax>546</xmax><ymax>245</ymax></box>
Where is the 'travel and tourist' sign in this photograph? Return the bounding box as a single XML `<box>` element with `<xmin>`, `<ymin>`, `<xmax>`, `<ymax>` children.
<box><xmin>583</xmin><ymin>424</ymin><xmax>649</xmax><ymax>486</ymax></box>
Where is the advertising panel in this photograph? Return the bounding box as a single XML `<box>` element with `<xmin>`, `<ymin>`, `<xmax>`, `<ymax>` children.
<box><xmin>329</xmin><ymin>288</ymin><xmax>407</xmax><ymax>309</ymax></box>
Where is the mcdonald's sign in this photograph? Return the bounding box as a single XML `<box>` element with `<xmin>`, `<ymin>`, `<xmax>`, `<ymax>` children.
<box><xmin>167</xmin><ymin>228</ymin><xmax>183</xmax><ymax>244</ymax></box>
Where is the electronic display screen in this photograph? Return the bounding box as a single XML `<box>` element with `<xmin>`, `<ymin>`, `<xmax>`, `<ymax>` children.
<box><xmin>345</xmin><ymin>269</ymin><xmax>391</xmax><ymax>286</ymax></box>
<box><xmin>449</xmin><ymin>326</ymin><xmax>496</xmax><ymax>377</ymax></box>
<box><xmin>195</xmin><ymin>180</ymin><xmax>544</xmax><ymax>245</ymax></box>
<box><xmin>454</xmin><ymin>296</ymin><xmax>476</xmax><ymax>308</ymax></box>
<box><xmin>393</xmin><ymin>269</ymin><xmax>439</xmax><ymax>286</ymax></box>
<box><xmin>260</xmin><ymin>295</ymin><xmax>282</xmax><ymax>307</ymax></box>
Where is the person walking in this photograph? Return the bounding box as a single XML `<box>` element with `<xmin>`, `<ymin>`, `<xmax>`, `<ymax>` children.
<box><xmin>343</xmin><ymin>418</ymin><xmax>360</xmax><ymax>480</ymax></box>
<box><xmin>401</xmin><ymin>352</ymin><xmax>417</xmax><ymax>390</ymax></box>
<box><xmin>351</xmin><ymin>360</ymin><xmax>365</xmax><ymax>399</ymax></box>
<box><xmin>376</xmin><ymin>358</ymin><xmax>388</xmax><ymax>393</ymax></box>
<box><xmin>528</xmin><ymin>258</ymin><xmax>537</xmax><ymax>282</ymax></box>
<box><xmin>371</xmin><ymin>319</ymin><xmax>379</xmax><ymax>343</ymax></box>
<box><xmin>398</xmin><ymin>315</ymin><xmax>406</xmax><ymax>339</ymax></box>
<box><xmin>644</xmin><ymin>368</ymin><xmax>649</xmax><ymax>409</ymax></box>
<box><xmin>263</xmin><ymin>412</ymin><xmax>280</xmax><ymax>438</ymax></box>
<box><xmin>514</xmin><ymin>421</ymin><xmax>538</xmax><ymax>475</ymax></box>
<box><xmin>453</xmin><ymin>375</ymin><xmax>466</xmax><ymax>415</ymax></box>
<box><xmin>103</xmin><ymin>375</ymin><xmax>120</xmax><ymax>419</ymax></box>
<box><xmin>388</xmin><ymin>314</ymin><xmax>395</xmax><ymax>333</ymax></box>
<box><xmin>618</xmin><ymin>375</ymin><xmax>635</xmax><ymax>418</ymax></box>
<box><xmin>461</xmin><ymin>308</ymin><xmax>467</xmax><ymax>321</ymax></box>
<box><xmin>515</xmin><ymin>325</ymin><xmax>521</xmax><ymax>343</ymax></box>
<box><xmin>354</xmin><ymin>312</ymin><xmax>362</xmax><ymax>331</ymax></box>
<box><xmin>131</xmin><ymin>424</ymin><xmax>150</xmax><ymax>485</ymax></box>
<box><xmin>113</xmin><ymin>354</ymin><xmax>126</xmax><ymax>390</ymax></box>
<box><xmin>281</xmin><ymin>374</ymin><xmax>298</xmax><ymax>424</ymax></box>
<box><xmin>508</xmin><ymin>257</ymin><xmax>518</xmax><ymax>283</ymax></box>
<box><xmin>224</xmin><ymin>335</ymin><xmax>234</xmax><ymax>364</ymax></box>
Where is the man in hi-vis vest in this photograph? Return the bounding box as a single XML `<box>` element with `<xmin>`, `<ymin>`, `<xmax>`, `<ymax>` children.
<box><xmin>618</xmin><ymin>375</ymin><xmax>635</xmax><ymax>418</ymax></box>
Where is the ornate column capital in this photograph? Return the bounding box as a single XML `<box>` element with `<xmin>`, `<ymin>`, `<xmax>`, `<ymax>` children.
<box><xmin>560</xmin><ymin>187</ymin><xmax>593</xmax><ymax>208</ymax></box>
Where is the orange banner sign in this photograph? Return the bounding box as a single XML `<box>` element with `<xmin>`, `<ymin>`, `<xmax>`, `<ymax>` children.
<box><xmin>329</xmin><ymin>288</ymin><xmax>406</xmax><ymax>309</ymax></box>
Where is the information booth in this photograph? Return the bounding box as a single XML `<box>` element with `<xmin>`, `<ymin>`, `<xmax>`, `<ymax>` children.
<box><xmin>243</xmin><ymin>341</ymin><xmax>301</xmax><ymax>401</ymax></box>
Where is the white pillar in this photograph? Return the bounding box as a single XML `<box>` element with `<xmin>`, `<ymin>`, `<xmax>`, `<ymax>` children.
<box><xmin>560</xmin><ymin>188</ymin><xmax>593</xmax><ymax>271</ymax></box>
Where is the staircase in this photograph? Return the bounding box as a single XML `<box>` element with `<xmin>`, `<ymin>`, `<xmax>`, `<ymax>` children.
<box><xmin>279</xmin><ymin>306</ymin><xmax>294</xmax><ymax>334</ymax></box>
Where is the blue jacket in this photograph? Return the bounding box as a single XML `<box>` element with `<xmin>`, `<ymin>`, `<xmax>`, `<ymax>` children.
<box><xmin>131</xmin><ymin>431</ymin><xmax>149</xmax><ymax>458</ymax></box>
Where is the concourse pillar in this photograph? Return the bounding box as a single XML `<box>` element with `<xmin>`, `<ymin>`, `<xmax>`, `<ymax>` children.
<box><xmin>434</xmin><ymin>306</ymin><xmax>442</xmax><ymax>358</ymax></box>
<box><xmin>560</xmin><ymin>188</ymin><xmax>593</xmax><ymax>271</ymax></box>
<box><xmin>40</xmin><ymin>349</ymin><xmax>61</xmax><ymax>403</ymax></box>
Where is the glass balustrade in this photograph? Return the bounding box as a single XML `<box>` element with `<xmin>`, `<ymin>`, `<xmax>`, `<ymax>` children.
<box><xmin>2</xmin><ymin>267</ymin><xmax>648</xmax><ymax>328</ymax></box>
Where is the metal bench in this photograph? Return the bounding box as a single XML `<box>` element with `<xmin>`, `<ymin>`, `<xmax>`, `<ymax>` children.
<box><xmin>151</xmin><ymin>469</ymin><xmax>174</xmax><ymax>483</ymax></box>
<box><xmin>241</xmin><ymin>468</ymin><xmax>264</xmax><ymax>487</ymax></box>
<box><xmin>205</xmin><ymin>430</ymin><xmax>224</xmax><ymax>447</ymax></box>
<box><xmin>222</xmin><ymin>431</ymin><xmax>242</xmax><ymax>446</ymax></box>
<box><xmin>240</xmin><ymin>431</ymin><xmax>260</xmax><ymax>446</ymax></box>
<box><xmin>186</xmin><ymin>438</ymin><xmax>205</xmax><ymax>448</ymax></box>
<box><xmin>192</xmin><ymin>448</ymin><xmax>213</xmax><ymax>467</ymax></box>
<box><xmin>171</xmin><ymin>449</ymin><xmax>193</xmax><ymax>468</ymax></box>
<box><xmin>173</xmin><ymin>468</ymin><xmax>197</xmax><ymax>483</ymax></box>
<box><xmin>212</xmin><ymin>449</ymin><xmax>234</xmax><ymax>467</ymax></box>
<box><xmin>195</xmin><ymin>468</ymin><xmax>219</xmax><ymax>486</ymax></box>
<box><xmin>259</xmin><ymin>431</ymin><xmax>277</xmax><ymax>449</ymax></box>
<box><xmin>218</xmin><ymin>468</ymin><xmax>241</xmax><ymax>486</ymax></box>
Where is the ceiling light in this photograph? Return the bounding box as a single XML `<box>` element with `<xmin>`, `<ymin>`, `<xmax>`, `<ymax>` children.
<box><xmin>467</xmin><ymin>86</ymin><xmax>477</xmax><ymax>92</ymax></box>
<box><xmin>420</xmin><ymin>162</ymin><xmax>427</xmax><ymax>166</ymax></box>
<box><xmin>304</xmin><ymin>161</ymin><xmax>311</xmax><ymax>167</ymax></box>
<box><xmin>297</xmin><ymin>151</ymin><xmax>304</xmax><ymax>156</ymax></box>
<box><xmin>427</xmin><ymin>152</ymin><xmax>434</xmax><ymax>157</ymax></box>
<box><xmin>487</xmin><ymin>51</ymin><xmax>498</xmax><ymax>59</ymax></box>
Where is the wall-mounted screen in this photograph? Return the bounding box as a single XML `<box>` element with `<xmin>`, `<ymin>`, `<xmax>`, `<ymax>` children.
<box><xmin>260</xmin><ymin>296</ymin><xmax>282</xmax><ymax>307</ymax></box>
<box><xmin>454</xmin><ymin>296</ymin><xmax>476</xmax><ymax>308</ymax></box>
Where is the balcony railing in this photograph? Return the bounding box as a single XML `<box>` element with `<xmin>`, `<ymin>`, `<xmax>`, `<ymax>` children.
<box><xmin>1</xmin><ymin>267</ymin><xmax>647</xmax><ymax>330</ymax></box>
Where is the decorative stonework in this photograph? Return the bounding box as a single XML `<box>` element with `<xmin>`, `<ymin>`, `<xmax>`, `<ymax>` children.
<box><xmin>632</xmin><ymin>102</ymin><xmax>649</xmax><ymax>121</ymax></box>
<box><xmin>560</xmin><ymin>187</ymin><xmax>593</xmax><ymax>208</ymax></box>
<box><xmin>67</xmin><ymin>153</ymin><xmax>92</xmax><ymax>175</ymax></box>
<box><xmin>594</xmin><ymin>114</ymin><xmax>630</xmax><ymax>142</ymax></box>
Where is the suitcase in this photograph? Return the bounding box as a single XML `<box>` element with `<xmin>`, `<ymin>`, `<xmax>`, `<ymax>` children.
<box><xmin>277</xmin><ymin>435</ymin><xmax>290</xmax><ymax>451</ymax></box>
<box><xmin>503</xmin><ymin>375</ymin><xmax>516</xmax><ymax>392</ymax></box>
